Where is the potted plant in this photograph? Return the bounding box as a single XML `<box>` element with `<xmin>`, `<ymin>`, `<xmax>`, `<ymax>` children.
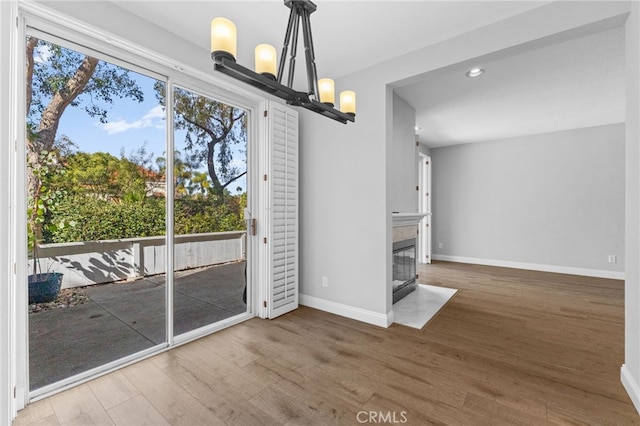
<box><xmin>27</xmin><ymin>148</ymin><xmax>67</xmax><ymax>304</ymax></box>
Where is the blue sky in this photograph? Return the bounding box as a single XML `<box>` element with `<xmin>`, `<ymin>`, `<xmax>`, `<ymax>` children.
<box><xmin>57</xmin><ymin>73</ymin><xmax>167</xmax><ymax>166</ymax></box>
<box><xmin>51</xmin><ymin>62</ymin><xmax>247</xmax><ymax>193</ymax></box>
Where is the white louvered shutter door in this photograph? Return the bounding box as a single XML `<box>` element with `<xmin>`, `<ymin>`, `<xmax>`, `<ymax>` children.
<box><xmin>264</xmin><ymin>102</ymin><xmax>298</xmax><ymax>319</ymax></box>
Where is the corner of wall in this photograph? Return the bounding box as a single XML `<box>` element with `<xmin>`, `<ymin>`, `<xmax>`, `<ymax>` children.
<box><xmin>622</xmin><ymin>364</ymin><xmax>640</xmax><ymax>415</ymax></box>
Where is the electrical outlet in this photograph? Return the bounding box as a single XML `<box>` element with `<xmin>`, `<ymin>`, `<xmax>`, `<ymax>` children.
<box><xmin>438</xmin><ymin>242</ymin><xmax>443</xmax><ymax>249</ymax></box>
<box><xmin>322</xmin><ymin>276</ymin><xmax>329</xmax><ymax>287</ymax></box>
<box><xmin>608</xmin><ymin>255</ymin><xmax>617</xmax><ymax>264</ymax></box>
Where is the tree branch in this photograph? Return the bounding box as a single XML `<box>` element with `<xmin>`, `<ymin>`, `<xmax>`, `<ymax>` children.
<box><xmin>182</xmin><ymin>114</ymin><xmax>222</xmax><ymax>143</ymax></box>
<box><xmin>37</xmin><ymin>55</ymin><xmax>99</xmax><ymax>150</ymax></box>
<box><xmin>221</xmin><ymin>171</ymin><xmax>247</xmax><ymax>190</ymax></box>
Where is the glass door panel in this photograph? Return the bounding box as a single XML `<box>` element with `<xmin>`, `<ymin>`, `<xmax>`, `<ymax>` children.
<box><xmin>172</xmin><ymin>86</ymin><xmax>249</xmax><ymax>336</ymax></box>
<box><xmin>26</xmin><ymin>35</ymin><xmax>167</xmax><ymax>391</ymax></box>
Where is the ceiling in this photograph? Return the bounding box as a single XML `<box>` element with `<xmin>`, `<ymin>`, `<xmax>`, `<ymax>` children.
<box><xmin>112</xmin><ymin>1</ymin><xmax>548</xmax><ymax>81</ymax></box>
<box><xmin>110</xmin><ymin>1</ymin><xmax>624</xmax><ymax>148</ymax></box>
<box><xmin>395</xmin><ymin>25</ymin><xmax>626</xmax><ymax>147</ymax></box>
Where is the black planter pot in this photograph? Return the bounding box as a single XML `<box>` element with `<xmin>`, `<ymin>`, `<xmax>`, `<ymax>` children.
<box><xmin>28</xmin><ymin>272</ymin><xmax>63</xmax><ymax>304</ymax></box>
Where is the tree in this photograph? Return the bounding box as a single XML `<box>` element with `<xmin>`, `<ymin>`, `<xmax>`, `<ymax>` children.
<box><xmin>189</xmin><ymin>171</ymin><xmax>212</xmax><ymax>196</ymax></box>
<box><xmin>55</xmin><ymin>152</ymin><xmax>149</xmax><ymax>202</ymax></box>
<box><xmin>155</xmin><ymin>150</ymin><xmax>198</xmax><ymax>198</ymax></box>
<box><xmin>25</xmin><ymin>37</ymin><xmax>144</xmax><ymax>266</ymax></box>
<box><xmin>155</xmin><ymin>84</ymin><xmax>247</xmax><ymax>201</ymax></box>
<box><xmin>26</xmin><ymin>37</ymin><xmax>143</xmax><ymax>197</ymax></box>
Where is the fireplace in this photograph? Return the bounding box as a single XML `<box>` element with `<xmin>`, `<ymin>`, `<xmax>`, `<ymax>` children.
<box><xmin>392</xmin><ymin>238</ymin><xmax>417</xmax><ymax>303</ymax></box>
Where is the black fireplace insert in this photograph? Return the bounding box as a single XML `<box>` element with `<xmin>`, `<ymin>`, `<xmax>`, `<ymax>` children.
<box><xmin>392</xmin><ymin>238</ymin><xmax>417</xmax><ymax>303</ymax></box>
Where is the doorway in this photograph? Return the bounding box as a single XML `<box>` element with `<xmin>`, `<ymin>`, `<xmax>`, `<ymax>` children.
<box><xmin>418</xmin><ymin>153</ymin><xmax>431</xmax><ymax>264</ymax></box>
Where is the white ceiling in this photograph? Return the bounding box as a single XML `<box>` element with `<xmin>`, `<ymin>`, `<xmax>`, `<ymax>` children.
<box><xmin>395</xmin><ymin>25</ymin><xmax>626</xmax><ymax>147</ymax></box>
<box><xmin>113</xmin><ymin>1</ymin><xmax>548</xmax><ymax>81</ymax></box>
<box><xmin>110</xmin><ymin>1</ymin><xmax>624</xmax><ymax>148</ymax></box>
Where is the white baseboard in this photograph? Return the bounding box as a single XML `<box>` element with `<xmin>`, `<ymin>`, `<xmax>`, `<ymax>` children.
<box><xmin>432</xmin><ymin>254</ymin><xmax>625</xmax><ymax>280</ymax></box>
<box><xmin>299</xmin><ymin>294</ymin><xmax>393</xmax><ymax>328</ymax></box>
<box><xmin>621</xmin><ymin>364</ymin><xmax>640</xmax><ymax>415</ymax></box>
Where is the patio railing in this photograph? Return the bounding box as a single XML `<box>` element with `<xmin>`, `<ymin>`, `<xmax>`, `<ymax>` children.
<box><xmin>28</xmin><ymin>231</ymin><xmax>246</xmax><ymax>289</ymax></box>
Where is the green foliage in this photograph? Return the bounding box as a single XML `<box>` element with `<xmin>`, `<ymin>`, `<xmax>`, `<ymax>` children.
<box><xmin>156</xmin><ymin>150</ymin><xmax>202</xmax><ymax>197</ymax></box>
<box><xmin>54</xmin><ymin>151</ymin><xmax>149</xmax><ymax>201</ymax></box>
<box><xmin>27</xmin><ymin>149</ymin><xmax>73</xmax><ymax>272</ymax></box>
<box><xmin>47</xmin><ymin>196</ymin><xmax>166</xmax><ymax>242</ymax></box>
<box><xmin>41</xmin><ymin>148</ymin><xmax>246</xmax><ymax>244</ymax></box>
<box><xmin>174</xmin><ymin>193</ymin><xmax>246</xmax><ymax>235</ymax></box>
<box><xmin>47</xmin><ymin>193</ymin><xmax>246</xmax><ymax>243</ymax></box>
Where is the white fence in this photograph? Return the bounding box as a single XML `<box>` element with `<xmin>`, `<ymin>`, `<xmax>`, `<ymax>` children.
<box><xmin>28</xmin><ymin>232</ymin><xmax>246</xmax><ymax>289</ymax></box>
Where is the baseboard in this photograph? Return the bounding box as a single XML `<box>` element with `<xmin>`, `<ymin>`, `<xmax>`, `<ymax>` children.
<box><xmin>299</xmin><ymin>294</ymin><xmax>392</xmax><ymax>328</ymax></box>
<box><xmin>621</xmin><ymin>364</ymin><xmax>640</xmax><ymax>415</ymax></box>
<box><xmin>432</xmin><ymin>255</ymin><xmax>625</xmax><ymax>280</ymax></box>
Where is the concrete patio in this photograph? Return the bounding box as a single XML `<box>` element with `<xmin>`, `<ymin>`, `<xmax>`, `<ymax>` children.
<box><xmin>29</xmin><ymin>261</ymin><xmax>247</xmax><ymax>390</ymax></box>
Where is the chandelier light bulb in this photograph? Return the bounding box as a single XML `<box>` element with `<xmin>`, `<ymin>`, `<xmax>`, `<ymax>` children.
<box><xmin>340</xmin><ymin>91</ymin><xmax>356</xmax><ymax>116</ymax></box>
<box><xmin>318</xmin><ymin>78</ymin><xmax>335</xmax><ymax>106</ymax></box>
<box><xmin>255</xmin><ymin>44</ymin><xmax>277</xmax><ymax>79</ymax></box>
<box><xmin>211</xmin><ymin>17</ymin><xmax>237</xmax><ymax>61</ymax></box>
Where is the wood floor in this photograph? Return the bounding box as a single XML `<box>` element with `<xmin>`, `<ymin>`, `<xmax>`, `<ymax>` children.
<box><xmin>14</xmin><ymin>261</ymin><xmax>639</xmax><ymax>425</ymax></box>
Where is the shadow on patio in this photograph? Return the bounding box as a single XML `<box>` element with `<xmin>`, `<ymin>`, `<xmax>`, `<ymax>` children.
<box><xmin>29</xmin><ymin>261</ymin><xmax>246</xmax><ymax>391</ymax></box>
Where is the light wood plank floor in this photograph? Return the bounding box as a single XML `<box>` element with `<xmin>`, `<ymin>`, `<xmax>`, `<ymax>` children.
<box><xmin>14</xmin><ymin>261</ymin><xmax>639</xmax><ymax>425</ymax></box>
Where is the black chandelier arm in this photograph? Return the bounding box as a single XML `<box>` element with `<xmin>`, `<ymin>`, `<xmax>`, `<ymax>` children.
<box><xmin>212</xmin><ymin>55</ymin><xmax>354</xmax><ymax>124</ymax></box>
<box><xmin>287</xmin><ymin>13</ymin><xmax>301</xmax><ymax>88</ymax></box>
<box><xmin>214</xmin><ymin>56</ymin><xmax>309</xmax><ymax>101</ymax></box>
<box><xmin>302</xmin><ymin>99</ymin><xmax>355</xmax><ymax>123</ymax></box>
<box><xmin>299</xmin><ymin>7</ymin><xmax>320</xmax><ymax>100</ymax></box>
<box><xmin>277</xmin><ymin>6</ymin><xmax>297</xmax><ymax>85</ymax></box>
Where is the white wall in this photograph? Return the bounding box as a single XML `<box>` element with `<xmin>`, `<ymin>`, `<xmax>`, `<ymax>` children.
<box><xmin>623</xmin><ymin>0</ymin><xmax>640</xmax><ymax>414</ymax></box>
<box><xmin>298</xmin><ymin>72</ymin><xmax>391</xmax><ymax>323</ymax></box>
<box><xmin>391</xmin><ymin>93</ymin><xmax>417</xmax><ymax>213</ymax></box>
<box><xmin>430</xmin><ymin>124</ymin><xmax>625</xmax><ymax>278</ymax></box>
<box><xmin>300</xmin><ymin>1</ymin><xmax>632</xmax><ymax>321</ymax></box>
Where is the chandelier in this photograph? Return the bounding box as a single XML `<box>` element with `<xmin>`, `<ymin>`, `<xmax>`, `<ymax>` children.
<box><xmin>210</xmin><ymin>0</ymin><xmax>356</xmax><ymax>124</ymax></box>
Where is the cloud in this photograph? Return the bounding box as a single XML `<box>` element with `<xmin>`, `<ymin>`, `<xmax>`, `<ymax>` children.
<box><xmin>34</xmin><ymin>44</ymin><xmax>53</xmax><ymax>64</ymax></box>
<box><xmin>143</xmin><ymin>105</ymin><xmax>165</xmax><ymax>120</ymax></box>
<box><xmin>227</xmin><ymin>157</ymin><xmax>247</xmax><ymax>170</ymax></box>
<box><xmin>99</xmin><ymin>105</ymin><xmax>165</xmax><ymax>135</ymax></box>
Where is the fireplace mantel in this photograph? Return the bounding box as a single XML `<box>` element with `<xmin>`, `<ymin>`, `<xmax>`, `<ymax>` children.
<box><xmin>392</xmin><ymin>212</ymin><xmax>430</xmax><ymax>227</ymax></box>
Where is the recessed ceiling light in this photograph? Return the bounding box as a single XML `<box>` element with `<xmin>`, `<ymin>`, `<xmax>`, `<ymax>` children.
<box><xmin>466</xmin><ymin>67</ymin><xmax>485</xmax><ymax>78</ymax></box>
<box><xmin>415</xmin><ymin>126</ymin><xmax>421</xmax><ymax>132</ymax></box>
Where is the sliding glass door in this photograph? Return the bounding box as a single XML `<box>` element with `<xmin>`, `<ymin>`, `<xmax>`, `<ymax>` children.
<box><xmin>171</xmin><ymin>86</ymin><xmax>249</xmax><ymax>337</ymax></box>
<box><xmin>24</xmin><ymin>30</ymin><xmax>254</xmax><ymax>397</ymax></box>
